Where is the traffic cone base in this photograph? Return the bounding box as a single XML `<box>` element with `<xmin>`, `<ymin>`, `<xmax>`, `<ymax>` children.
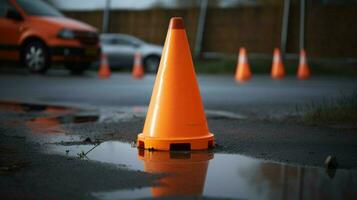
<box><xmin>137</xmin><ymin>17</ymin><xmax>214</xmax><ymax>151</ymax></box>
<box><xmin>137</xmin><ymin>133</ymin><xmax>214</xmax><ymax>151</ymax></box>
<box><xmin>271</xmin><ymin>64</ymin><xmax>285</xmax><ymax>79</ymax></box>
<box><xmin>98</xmin><ymin>53</ymin><xmax>111</xmax><ymax>78</ymax></box>
<box><xmin>297</xmin><ymin>70</ymin><xmax>310</xmax><ymax>80</ymax></box>
<box><xmin>132</xmin><ymin>66</ymin><xmax>144</xmax><ymax>79</ymax></box>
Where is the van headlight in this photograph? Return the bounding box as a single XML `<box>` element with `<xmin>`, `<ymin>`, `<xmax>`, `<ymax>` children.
<box><xmin>58</xmin><ymin>29</ymin><xmax>75</xmax><ymax>39</ymax></box>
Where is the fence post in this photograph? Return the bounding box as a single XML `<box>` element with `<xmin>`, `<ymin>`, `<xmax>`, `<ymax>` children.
<box><xmin>299</xmin><ymin>0</ymin><xmax>306</xmax><ymax>51</ymax></box>
<box><xmin>102</xmin><ymin>0</ymin><xmax>111</xmax><ymax>33</ymax></box>
<box><xmin>281</xmin><ymin>0</ymin><xmax>291</xmax><ymax>58</ymax></box>
<box><xmin>194</xmin><ymin>0</ymin><xmax>208</xmax><ymax>59</ymax></box>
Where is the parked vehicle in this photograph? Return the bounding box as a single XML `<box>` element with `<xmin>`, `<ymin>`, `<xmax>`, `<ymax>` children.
<box><xmin>100</xmin><ymin>33</ymin><xmax>162</xmax><ymax>72</ymax></box>
<box><xmin>0</xmin><ymin>0</ymin><xmax>100</xmax><ymax>74</ymax></box>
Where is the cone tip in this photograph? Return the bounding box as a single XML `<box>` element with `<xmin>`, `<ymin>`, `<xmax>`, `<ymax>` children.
<box><xmin>169</xmin><ymin>17</ymin><xmax>184</xmax><ymax>29</ymax></box>
<box><xmin>273</xmin><ymin>48</ymin><xmax>281</xmax><ymax>55</ymax></box>
<box><xmin>300</xmin><ymin>49</ymin><xmax>306</xmax><ymax>54</ymax></box>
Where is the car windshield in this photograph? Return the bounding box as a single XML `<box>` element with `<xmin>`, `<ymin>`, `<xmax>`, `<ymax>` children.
<box><xmin>100</xmin><ymin>34</ymin><xmax>144</xmax><ymax>46</ymax></box>
<box><xmin>16</xmin><ymin>0</ymin><xmax>63</xmax><ymax>17</ymax></box>
<box><xmin>125</xmin><ymin>36</ymin><xmax>144</xmax><ymax>44</ymax></box>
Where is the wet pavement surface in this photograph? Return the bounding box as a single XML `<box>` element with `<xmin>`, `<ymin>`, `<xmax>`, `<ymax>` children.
<box><xmin>1</xmin><ymin>71</ymin><xmax>357</xmax><ymax>199</ymax></box>
<box><xmin>1</xmin><ymin>71</ymin><xmax>357</xmax><ymax>118</ymax></box>
<box><xmin>0</xmin><ymin>100</ymin><xmax>357</xmax><ymax>199</ymax></box>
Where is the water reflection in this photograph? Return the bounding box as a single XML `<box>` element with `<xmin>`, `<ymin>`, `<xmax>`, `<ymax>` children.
<box><xmin>0</xmin><ymin>101</ymin><xmax>248</xmax><ymax>124</ymax></box>
<box><xmin>0</xmin><ymin>101</ymin><xmax>74</xmax><ymax>113</ymax></box>
<box><xmin>26</xmin><ymin>116</ymin><xmax>62</xmax><ymax>134</ymax></box>
<box><xmin>25</xmin><ymin>113</ymin><xmax>99</xmax><ymax>135</ymax></box>
<box><xmin>47</xmin><ymin>141</ymin><xmax>357</xmax><ymax>200</ymax></box>
<box><xmin>138</xmin><ymin>150</ymin><xmax>213</xmax><ymax>197</ymax></box>
<box><xmin>0</xmin><ymin>101</ymin><xmax>26</xmax><ymax>112</ymax></box>
<box><xmin>0</xmin><ymin>101</ymin><xmax>77</xmax><ymax>135</ymax></box>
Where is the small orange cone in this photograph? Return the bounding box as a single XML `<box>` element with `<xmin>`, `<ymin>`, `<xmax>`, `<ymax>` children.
<box><xmin>271</xmin><ymin>48</ymin><xmax>285</xmax><ymax>79</ymax></box>
<box><xmin>297</xmin><ymin>49</ymin><xmax>310</xmax><ymax>80</ymax></box>
<box><xmin>235</xmin><ymin>47</ymin><xmax>252</xmax><ymax>82</ymax></box>
<box><xmin>132</xmin><ymin>51</ymin><xmax>144</xmax><ymax>79</ymax></box>
<box><xmin>137</xmin><ymin>17</ymin><xmax>214</xmax><ymax>151</ymax></box>
<box><xmin>98</xmin><ymin>53</ymin><xmax>111</xmax><ymax>79</ymax></box>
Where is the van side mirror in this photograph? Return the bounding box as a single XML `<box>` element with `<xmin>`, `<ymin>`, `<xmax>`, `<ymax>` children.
<box><xmin>6</xmin><ymin>10</ymin><xmax>23</xmax><ymax>21</ymax></box>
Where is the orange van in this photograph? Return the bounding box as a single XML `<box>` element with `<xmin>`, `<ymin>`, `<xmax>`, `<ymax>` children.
<box><xmin>0</xmin><ymin>0</ymin><xmax>100</xmax><ymax>74</ymax></box>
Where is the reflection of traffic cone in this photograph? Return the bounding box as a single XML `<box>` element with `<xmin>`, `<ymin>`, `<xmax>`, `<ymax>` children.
<box><xmin>26</xmin><ymin>117</ymin><xmax>61</xmax><ymax>135</ymax></box>
<box><xmin>137</xmin><ymin>17</ymin><xmax>214</xmax><ymax>151</ymax></box>
<box><xmin>0</xmin><ymin>102</ymin><xmax>23</xmax><ymax>112</ymax></box>
<box><xmin>138</xmin><ymin>151</ymin><xmax>212</xmax><ymax>197</ymax></box>
<box><xmin>98</xmin><ymin>53</ymin><xmax>111</xmax><ymax>79</ymax></box>
<box><xmin>235</xmin><ymin>47</ymin><xmax>252</xmax><ymax>82</ymax></box>
<box><xmin>132</xmin><ymin>52</ymin><xmax>144</xmax><ymax>79</ymax></box>
<box><xmin>271</xmin><ymin>48</ymin><xmax>285</xmax><ymax>79</ymax></box>
<box><xmin>297</xmin><ymin>49</ymin><xmax>310</xmax><ymax>80</ymax></box>
<box><xmin>44</xmin><ymin>106</ymin><xmax>74</xmax><ymax>114</ymax></box>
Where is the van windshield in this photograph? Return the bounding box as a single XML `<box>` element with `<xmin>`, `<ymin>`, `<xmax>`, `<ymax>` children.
<box><xmin>16</xmin><ymin>0</ymin><xmax>63</xmax><ymax>17</ymax></box>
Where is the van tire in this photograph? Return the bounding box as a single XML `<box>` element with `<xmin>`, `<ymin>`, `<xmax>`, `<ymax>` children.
<box><xmin>22</xmin><ymin>40</ymin><xmax>50</xmax><ymax>74</ymax></box>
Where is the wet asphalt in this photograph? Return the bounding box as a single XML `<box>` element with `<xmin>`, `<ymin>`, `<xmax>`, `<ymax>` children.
<box><xmin>1</xmin><ymin>70</ymin><xmax>357</xmax><ymax>117</ymax></box>
<box><xmin>1</xmin><ymin>69</ymin><xmax>357</xmax><ymax>199</ymax></box>
<box><xmin>0</xmin><ymin>70</ymin><xmax>357</xmax><ymax>165</ymax></box>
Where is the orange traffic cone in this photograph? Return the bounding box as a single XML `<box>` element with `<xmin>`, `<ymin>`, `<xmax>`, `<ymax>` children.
<box><xmin>137</xmin><ymin>17</ymin><xmax>215</xmax><ymax>151</ymax></box>
<box><xmin>138</xmin><ymin>151</ymin><xmax>212</xmax><ymax>197</ymax></box>
<box><xmin>271</xmin><ymin>48</ymin><xmax>285</xmax><ymax>79</ymax></box>
<box><xmin>235</xmin><ymin>47</ymin><xmax>252</xmax><ymax>82</ymax></box>
<box><xmin>132</xmin><ymin>51</ymin><xmax>144</xmax><ymax>79</ymax></box>
<box><xmin>98</xmin><ymin>53</ymin><xmax>111</xmax><ymax>79</ymax></box>
<box><xmin>297</xmin><ymin>49</ymin><xmax>310</xmax><ymax>80</ymax></box>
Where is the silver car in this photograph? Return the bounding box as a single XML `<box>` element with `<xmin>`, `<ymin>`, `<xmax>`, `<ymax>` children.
<box><xmin>100</xmin><ymin>33</ymin><xmax>162</xmax><ymax>72</ymax></box>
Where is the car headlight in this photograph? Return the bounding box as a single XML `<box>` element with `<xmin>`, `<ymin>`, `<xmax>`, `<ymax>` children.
<box><xmin>58</xmin><ymin>29</ymin><xmax>75</xmax><ymax>39</ymax></box>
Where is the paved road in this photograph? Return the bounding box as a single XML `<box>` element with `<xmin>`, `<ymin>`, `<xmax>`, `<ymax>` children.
<box><xmin>0</xmin><ymin>70</ymin><xmax>356</xmax><ymax>118</ymax></box>
<box><xmin>1</xmin><ymin>70</ymin><xmax>357</xmax><ymax>200</ymax></box>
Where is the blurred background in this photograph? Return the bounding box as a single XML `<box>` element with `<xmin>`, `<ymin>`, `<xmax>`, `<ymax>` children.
<box><xmin>52</xmin><ymin>0</ymin><xmax>357</xmax><ymax>74</ymax></box>
<box><xmin>1</xmin><ymin>0</ymin><xmax>357</xmax><ymax>75</ymax></box>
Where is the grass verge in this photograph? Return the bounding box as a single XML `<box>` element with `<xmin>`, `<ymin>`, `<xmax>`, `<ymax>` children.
<box><xmin>194</xmin><ymin>58</ymin><xmax>357</xmax><ymax>76</ymax></box>
<box><xmin>303</xmin><ymin>92</ymin><xmax>357</xmax><ymax>126</ymax></box>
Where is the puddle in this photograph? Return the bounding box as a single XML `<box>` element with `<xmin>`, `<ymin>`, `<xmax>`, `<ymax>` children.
<box><xmin>24</xmin><ymin>116</ymin><xmax>82</xmax><ymax>143</ymax></box>
<box><xmin>47</xmin><ymin>141</ymin><xmax>357</xmax><ymax>200</ymax></box>
<box><xmin>0</xmin><ymin>101</ymin><xmax>248</xmax><ymax>146</ymax></box>
<box><xmin>0</xmin><ymin>101</ymin><xmax>247</xmax><ymax>126</ymax></box>
<box><xmin>0</xmin><ymin>101</ymin><xmax>75</xmax><ymax>113</ymax></box>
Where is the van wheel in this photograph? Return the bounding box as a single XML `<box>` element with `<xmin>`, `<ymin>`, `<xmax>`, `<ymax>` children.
<box><xmin>22</xmin><ymin>40</ymin><xmax>49</xmax><ymax>74</ymax></box>
<box><xmin>144</xmin><ymin>55</ymin><xmax>160</xmax><ymax>73</ymax></box>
